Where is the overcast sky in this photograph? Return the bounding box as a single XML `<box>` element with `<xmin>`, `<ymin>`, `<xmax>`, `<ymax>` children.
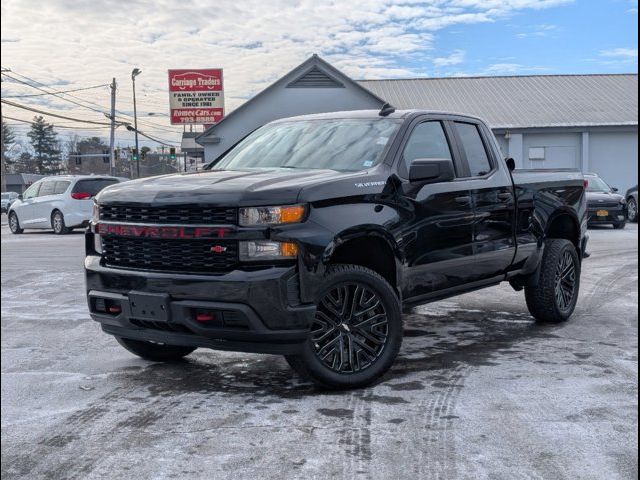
<box><xmin>1</xmin><ymin>0</ymin><xmax>637</xmax><ymax>149</ymax></box>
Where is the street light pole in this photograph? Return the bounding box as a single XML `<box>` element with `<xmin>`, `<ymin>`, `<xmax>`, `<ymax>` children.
<box><xmin>108</xmin><ymin>78</ymin><xmax>117</xmax><ymax>177</ymax></box>
<box><xmin>131</xmin><ymin>68</ymin><xmax>142</xmax><ymax>178</ymax></box>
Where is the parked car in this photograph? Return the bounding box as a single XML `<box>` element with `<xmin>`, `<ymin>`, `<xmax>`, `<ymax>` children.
<box><xmin>8</xmin><ymin>175</ymin><xmax>121</xmax><ymax>234</ymax></box>
<box><xmin>584</xmin><ymin>173</ymin><xmax>627</xmax><ymax>229</ymax></box>
<box><xmin>86</xmin><ymin>109</ymin><xmax>587</xmax><ymax>389</ymax></box>
<box><xmin>1</xmin><ymin>192</ymin><xmax>19</xmax><ymax>213</ymax></box>
<box><xmin>625</xmin><ymin>184</ymin><xmax>638</xmax><ymax>223</ymax></box>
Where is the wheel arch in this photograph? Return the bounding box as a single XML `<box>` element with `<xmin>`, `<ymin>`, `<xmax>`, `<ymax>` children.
<box><xmin>323</xmin><ymin>227</ymin><xmax>402</xmax><ymax>297</ymax></box>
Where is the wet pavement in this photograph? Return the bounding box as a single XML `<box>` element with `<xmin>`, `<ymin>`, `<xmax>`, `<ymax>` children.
<box><xmin>1</xmin><ymin>219</ymin><xmax>637</xmax><ymax>479</ymax></box>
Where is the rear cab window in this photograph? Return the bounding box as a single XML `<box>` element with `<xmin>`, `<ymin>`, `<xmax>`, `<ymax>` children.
<box><xmin>72</xmin><ymin>179</ymin><xmax>119</xmax><ymax>196</ymax></box>
<box><xmin>454</xmin><ymin>122</ymin><xmax>493</xmax><ymax>177</ymax></box>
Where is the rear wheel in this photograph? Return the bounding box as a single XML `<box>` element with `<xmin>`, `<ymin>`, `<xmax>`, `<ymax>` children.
<box><xmin>626</xmin><ymin>198</ymin><xmax>637</xmax><ymax>222</ymax></box>
<box><xmin>51</xmin><ymin>210</ymin><xmax>71</xmax><ymax>234</ymax></box>
<box><xmin>115</xmin><ymin>337</ymin><xmax>196</xmax><ymax>362</ymax></box>
<box><xmin>8</xmin><ymin>212</ymin><xmax>23</xmax><ymax>234</ymax></box>
<box><xmin>525</xmin><ymin>239</ymin><xmax>580</xmax><ymax>323</ymax></box>
<box><xmin>285</xmin><ymin>265</ymin><xmax>402</xmax><ymax>389</ymax></box>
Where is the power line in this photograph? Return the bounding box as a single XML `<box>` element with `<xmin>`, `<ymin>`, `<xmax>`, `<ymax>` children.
<box><xmin>1</xmin><ymin>72</ymin><xmax>109</xmax><ymax>116</ymax></box>
<box><xmin>4</xmin><ymin>115</ymin><xmax>111</xmax><ymax>130</ymax></box>
<box><xmin>1</xmin><ymin>99</ymin><xmax>113</xmax><ymax>125</ymax></box>
<box><xmin>2</xmin><ymin>83</ymin><xmax>109</xmax><ymax>98</ymax></box>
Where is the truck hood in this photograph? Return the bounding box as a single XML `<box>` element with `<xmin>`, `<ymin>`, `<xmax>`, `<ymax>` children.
<box><xmin>97</xmin><ymin>168</ymin><xmax>371</xmax><ymax>207</ymax></box>
<box><xmin>586</xmin><ymin>191</ymin><xmax>624</xmax><ymax>204</ymax></box>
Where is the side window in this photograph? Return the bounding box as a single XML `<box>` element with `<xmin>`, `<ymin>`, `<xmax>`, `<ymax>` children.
<box><xmin>38</xmin><ymin>181</ymin><xmax>56</xmax><ymax>197</ymax></box>
<box><xmin>402</xmin><ymin>121</ymin><xmax>452</xmax><ymax>173</ymax></box>
<box><xmin>22</xmin><ymin>183</ymin><xmax>41</xmax><ymax>199</ymax></box>
<box><xmin>53</xmin><ymin>181</ymin><xmax>71</xmax><ymax>194</ymax></box>
<box><xmin>454</xmin><ymin>122</ymin><xmax>492</xmax><ymax>177</ymax></box>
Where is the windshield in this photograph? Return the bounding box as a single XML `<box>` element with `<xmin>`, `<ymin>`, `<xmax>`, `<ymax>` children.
<box><xmin>212</xmin><ymin>118</ymin><xmax>402</xmax><ymax>172</ymax></box>
<box><xmin>586</xmin><ymin>176</ymin><xmax>612</xmax><ymax>193</ymax></box>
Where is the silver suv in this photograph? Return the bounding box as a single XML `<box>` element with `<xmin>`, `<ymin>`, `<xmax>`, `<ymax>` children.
<box><xmin>1</xmin><ymin>192</ymin><xmax>19</xmax><ymax>213</ymax></box>
<box><xmin>8</xmin><ymin>175</ymin><xmax>122</xmax><ymax>234</ymax></box>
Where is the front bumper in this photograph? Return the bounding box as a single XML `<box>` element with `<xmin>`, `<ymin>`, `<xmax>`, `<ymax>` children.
<box><xmin>587</xmin><ymin>206</ymin><xmax>627</xmax><ymax>225</ymax></box>
<box><xmin>85</xmin><ymin>255</ymin><xmax>315</xmax><ymax>354</ymax></box>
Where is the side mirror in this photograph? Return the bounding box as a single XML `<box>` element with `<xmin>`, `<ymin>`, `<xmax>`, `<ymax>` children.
<box><xmin>505</xmin><ymin>157</ymin><xmax>516</xmax><ymax>172</ymax></box>
<box><xmin>612</xmin><ymin>187</ymin><xmax>619</xmax><ymax>193</ymax></box>
<box><xmin>18</xmin><ymin>194</ymin><xmax>23</xmax><ymax>201</ymax></box>
<box><xmin>409</xmin><ymin>158</ymin><xmax>455</xmax><ymax>184</ymax></box>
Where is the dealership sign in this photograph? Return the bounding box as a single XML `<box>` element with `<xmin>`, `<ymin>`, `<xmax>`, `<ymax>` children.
<box><xmin>168</xmin><ymin>69</ymin><xmax>224</xmax><ymax>125</ymax></box>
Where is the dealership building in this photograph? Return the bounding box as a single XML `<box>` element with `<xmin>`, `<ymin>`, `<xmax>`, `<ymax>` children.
<box><xmin>197</xmin><ymin>55</ymin><xmax>638</xmax><ymax>193</ymax></box>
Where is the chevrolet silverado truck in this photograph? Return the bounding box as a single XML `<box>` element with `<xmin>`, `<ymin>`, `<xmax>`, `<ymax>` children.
<box><xmin>86</xmin><ymin>108</ymin><xmax>588</xmax><ymax>389</ymax></box>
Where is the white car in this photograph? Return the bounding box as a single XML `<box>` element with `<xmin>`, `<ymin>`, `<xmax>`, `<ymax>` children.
<box><xmin>8</xmin><ymin>175</ymin><xmax>122</xmax><ymax>234</ymax></box>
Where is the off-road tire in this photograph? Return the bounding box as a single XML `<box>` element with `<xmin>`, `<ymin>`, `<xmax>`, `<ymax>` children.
<box><xmin>115</xmin><ymin>337</ymin><xmax>196</xmax><ymax>361</ymax></box>
<box><xmin>8</xmin><ymin>212</ymin><xmax>23</xmax><ymax>234</ymax></box>
<box><xmin>52</xmin><ymin>210</ymin><xmax>71</xmax><ymax>234</ymax></box>
<box><xmin>525</xmin><ymin>239</ymin><xmax>580</xmax><ymax>323</ymax></box>
<box><xmin>285</xmin><ymin>264</ymin><xmax>402</xmax><ymax>389</ymax></box>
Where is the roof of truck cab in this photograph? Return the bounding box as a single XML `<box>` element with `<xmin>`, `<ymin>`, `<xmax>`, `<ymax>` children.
<box><xmin>269</xmin><ymin>109</ymin><xmax>485</xmax><ymax>123</ymax></box>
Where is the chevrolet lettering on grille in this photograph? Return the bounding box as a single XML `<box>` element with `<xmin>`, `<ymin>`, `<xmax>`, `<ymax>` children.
<box><xmin>96</xmin><ymin>223</ymin><xmax>232</xmax><ymax>239</ymax></box>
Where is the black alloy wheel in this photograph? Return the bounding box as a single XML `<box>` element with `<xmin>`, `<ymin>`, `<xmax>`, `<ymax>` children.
<box><xmin>554</xmin><ymin>250</ymin><xmax>577</xmax><ymax>313</ymax></box>
<box><xmin>311</xmin><ymin>282</ymin><xmax>389</xmax><ymax>374</ymax></box>
<box><xmin>285</xmin><ymin>265</ymin><xmax>402</xmax><ymax>389</ymax></box>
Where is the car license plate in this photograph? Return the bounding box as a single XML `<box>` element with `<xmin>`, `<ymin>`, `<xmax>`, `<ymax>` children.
<box><xmin>596</xmin><ymin>210</ymin><xmax>609</xmax><ymax>217</ymax></box>
<box><xmin>128</xmin><ymin>291</ymin><xmax>170</xmax><ymax>321</ymax></box>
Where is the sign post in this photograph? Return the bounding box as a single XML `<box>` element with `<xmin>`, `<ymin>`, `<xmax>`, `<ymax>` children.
<box><xmin>168</xmin><ymin>69</ymin><xmax>224</xmax><ymax>125</ymax></box>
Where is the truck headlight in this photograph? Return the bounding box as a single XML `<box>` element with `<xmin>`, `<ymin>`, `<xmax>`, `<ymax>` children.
<box><xmin>239</xmin><ymin>205</ymin><xmax>306</xmax><ymax>227</ymax></box>
<box><xmin>94</xmin><ymin>233</ymin><xmax>103</xmax><ymax>254</ymax></box>
<box><xmin>239</xmin><ymin>241</ymin><xmax>298</xmax><ymax>261</ymax></box>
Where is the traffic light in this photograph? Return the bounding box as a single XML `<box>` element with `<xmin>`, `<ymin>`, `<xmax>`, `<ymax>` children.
<box><xmin>102</xmin><ymin>149</ymin><xmax>110</xmax><ymax>164</ymax></box>
<box><xmin>169</xmin><ymin>147</ymin><xmax>176</xmax><ymax>160</ymax></box>
<box><xmin>132</xmin><ymin>148</ymin><xmax>139</xmax><ymax>161</ymax></box>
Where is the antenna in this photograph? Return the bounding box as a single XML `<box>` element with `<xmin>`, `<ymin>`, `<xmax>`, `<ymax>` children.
<box><xmin>379</xmin><ymin>103</ymin><xmax>395</xmax><ymax>117</ymax></box>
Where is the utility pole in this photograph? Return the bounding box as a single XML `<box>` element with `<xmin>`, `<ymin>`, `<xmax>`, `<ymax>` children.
<box><xmin>131</xmin><ymin>68</ymin><xmax>142</xmax><ymax>178</ymax></box>
<box><xmin>108</xmin><ymin>78</ymin><xmax>116</xmax><ymax>177</ymax></box>
<box><xmin>1</xmin><ymin>67</ymin><xmax>10</xmax><ymax>192</ymax></box>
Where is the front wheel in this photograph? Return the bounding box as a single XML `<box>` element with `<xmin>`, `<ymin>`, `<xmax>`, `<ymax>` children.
<box><xmin>525</xmin><ymin>239</ymin><xmax>580</xmax><ymax>323</ymax></box>
<box><xmin>627</xmin><ymin>198</ymin><xmax>638</xmax><ymax>222</ymax></box>
<box><xmin>613</xmin><ymin>221</ymin><xmax>626</xmax><ymax>230</ymax></box>
<box><xmin>115</xmin><ymin>337</ymin><xmax>196</xmax><ymax>361</ymax></box>
<box><xmin>285</xmin><ymin>265</ymin><xmax>402</xmax><ymax>389</ymax></box>
<box><xmin>8</xmin><ymin>212</ymin><xmax>23</xmax><ymax>234</ymax></box>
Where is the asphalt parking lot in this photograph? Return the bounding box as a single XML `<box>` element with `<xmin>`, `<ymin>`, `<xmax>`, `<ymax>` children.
<box><xmin>1</xmin><ymin>217</ymin><xmax>637</xmax><ymax>480</ymax></box>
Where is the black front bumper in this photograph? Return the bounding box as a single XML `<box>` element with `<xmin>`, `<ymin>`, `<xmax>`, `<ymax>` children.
<box><xmin>587</xmin><ymin>206</ymin><xmax>627</xmax><ymax>225</ymax></box>
<box><xmin>85</xmin><ymin>255</ymin><xmax>315</xmax><ymax>355</ymax></box>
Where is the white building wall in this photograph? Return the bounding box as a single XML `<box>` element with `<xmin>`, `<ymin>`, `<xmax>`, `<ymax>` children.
<box><xmin>589</xmin><ymin>130</ymin><xmax>638</xmax><ymax>193</ymax></box>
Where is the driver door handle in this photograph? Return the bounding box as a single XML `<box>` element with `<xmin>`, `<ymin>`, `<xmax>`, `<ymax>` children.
<box><xmin>455</xmin><ymin>195</ymin><xmax>471</xmax><ymax>205</ymax></box>
<box><xmin>498</xmin><ymin>192</ymin><xmax>513</xmax><ymax>201</ymax></box>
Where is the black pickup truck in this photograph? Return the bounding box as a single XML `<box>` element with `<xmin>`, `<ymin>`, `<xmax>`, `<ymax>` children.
<box><xmin>86</xmin><ymin>108</ymin><xmax>588</xmax><ymax>389</ymax></box>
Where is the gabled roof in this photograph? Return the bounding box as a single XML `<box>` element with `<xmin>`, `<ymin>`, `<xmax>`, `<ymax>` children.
<box><xmin>197</xmin><ymin>54</ymin><xmax>387</xmax><ymax>143</ymax></box>
<box><xmin>357</xmin><ymin>74</ymin><xmax>638</xmax><ymax>129</ymax></box>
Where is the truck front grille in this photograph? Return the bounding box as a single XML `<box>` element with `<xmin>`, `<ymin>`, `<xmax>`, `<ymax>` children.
<box><xmin>100</xmin><ymin>205</ymin><xmax>236</xmax><ymax>225</ymax></box>
<box><xmin>102</xmin><ymin>237</ymin><xmax>238</xmax><ymax>274</ymax></box>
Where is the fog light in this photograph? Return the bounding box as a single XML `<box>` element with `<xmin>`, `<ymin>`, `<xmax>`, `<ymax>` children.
<box><xmin>196</xmin><ymin>311</ymin><xmax>216</xmax><ymax>322</ymax></box>
<box><xmin>108</xmin><ymin>305</ymin><xmax>122</xmax><ymax>314</ymax></box>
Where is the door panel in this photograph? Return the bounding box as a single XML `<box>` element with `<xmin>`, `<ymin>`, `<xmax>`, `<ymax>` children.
<box><xmin>393</xmin><ymin>119</ymin><xmax>475</xmax><ymax>301</ymax></box>
<box><xmin>15</xmin><ymin>182</ymin><xmax>41</xmax><ymax>226</ymax></box>
<box><xmin>31</xmin><ymin>180</ymin><xmax>57</xmax><ymax>227</ymax></box>
<box><xmin>450</xmin><ymin>121</ymin><xmax>516</xmax><ymax>281</ymax></box>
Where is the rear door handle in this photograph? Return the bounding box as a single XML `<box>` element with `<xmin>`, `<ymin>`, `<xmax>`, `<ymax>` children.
<box><xmin>498</xmin><ymin>192</ymin><xmax>513</xmax><ymax>201</ymax></box>
<box><xmin>455</xmin><ymin>196</ymin><xmax>471</xmax><ymax>205</ymax></box>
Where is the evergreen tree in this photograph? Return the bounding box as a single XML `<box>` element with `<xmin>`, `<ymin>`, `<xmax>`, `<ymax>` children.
<box><xmin>2</xmin><ymin>120</ymin><xmax>17</xmax><ymax>172</ymax></box>
<box><xmin>27</xmin><ymin>116</ymin><xmax>62</xmax><ymax>174</ymax></box>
